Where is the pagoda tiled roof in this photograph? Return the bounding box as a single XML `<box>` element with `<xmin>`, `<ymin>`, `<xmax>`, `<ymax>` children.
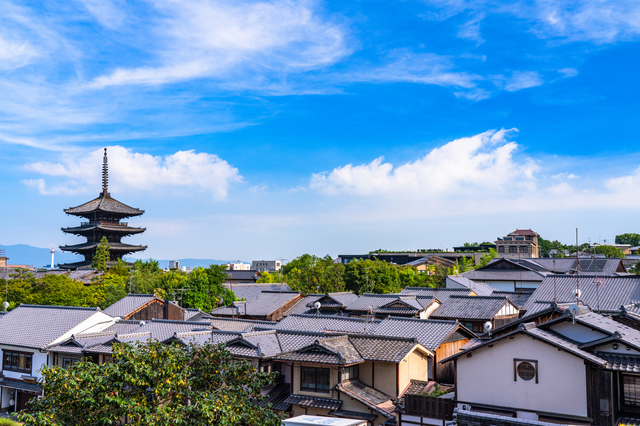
<box><xmin>62</xmin><ymin>223</ymin><xmax>146</xmax><ymax>235</ymax></box>
<box><xmin>60</xmin><ymin>242</ymin><xmax>147</xmax><ymax>253</ymax></box>
<box><xmin>65</xmin><ymin>191</ymin><xmax>144</xmax><ymax>217</ymax></box>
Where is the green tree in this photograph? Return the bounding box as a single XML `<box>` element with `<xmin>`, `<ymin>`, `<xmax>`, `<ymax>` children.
<box><xmin>593</xmin><ymin>245</ymin><xmax>625</xmax><ymax>258</ymax></box>
<box><xmin>92</xmin><ymin>236</ymin><xmax>111</xmax><ymax>272</ymax></box>
<box><xmin>479</xmin><ymin>248</ymin><xmax>497</xmax><ymax>267</ymax></box>
<box><xmin>616</xmin><ymin>233</ymin><xmax>640</xmax><ymax>246</ymax></box>
<box><xmin>19</xmin><ymin>340</ymin><xmax>281</xmax><ymax>426</ymax></box>
<box><xmin>182</xmin><ymin>265</ymin><xmax>233</xmax><ymax>311</ymax></box>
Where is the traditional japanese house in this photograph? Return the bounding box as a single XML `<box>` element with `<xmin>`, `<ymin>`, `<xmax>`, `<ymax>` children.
<box><xmin>59</xmin><ymin>148</ymin><xmax>146</xmax><ymax>269</ymax></box>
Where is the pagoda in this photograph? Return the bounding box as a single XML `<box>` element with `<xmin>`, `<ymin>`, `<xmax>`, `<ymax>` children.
<box><xmin>59</xmin><ymin>148</ymin><xmax>147</xmax><ymax>269</ymax></box>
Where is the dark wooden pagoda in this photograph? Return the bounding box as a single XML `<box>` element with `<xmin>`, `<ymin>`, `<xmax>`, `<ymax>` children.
<box><xmin>59</xmin><ymin>148</ymin><xmax>147</xmax><ymax>269</ymax></box>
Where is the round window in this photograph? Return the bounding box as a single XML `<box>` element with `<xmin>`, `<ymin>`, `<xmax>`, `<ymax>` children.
<box><xmin>517</xmin><ymin>362</ymin><xmax>536</xmax><ymax>381</ymax></box>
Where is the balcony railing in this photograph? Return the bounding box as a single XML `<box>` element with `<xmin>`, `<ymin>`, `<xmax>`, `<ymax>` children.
<box><xmin>404</xmin><ymin>394</ymin><xmax>455</xmax><ymax>420</ymax></box>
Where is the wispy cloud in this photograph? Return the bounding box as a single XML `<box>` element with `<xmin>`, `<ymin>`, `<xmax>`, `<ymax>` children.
<box><xmin>496</xmin><ymin>71</ymin><xmax>544</xmax><ymax>92</ymax></box>
<box><xmin>23</xmin><ymin>146</ymin><xmax>242</xmax><ymax>199</ymax></box>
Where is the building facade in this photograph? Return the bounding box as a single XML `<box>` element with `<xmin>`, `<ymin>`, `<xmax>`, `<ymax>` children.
<box><xmin>495</xmin><ymin>229</ymin><xmax>540</xmax><ymax>259</ymax></box>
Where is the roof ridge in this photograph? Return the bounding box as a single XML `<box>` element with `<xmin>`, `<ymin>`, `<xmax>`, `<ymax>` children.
<box><xmin>288</xmin><ymin>314</ymin><xmax>378</xmax><ymax>322</ymax></box>
<box><xmin>150</xmin><ymin>319</ymin><xmax>211</xmax><ymax>325</ymax></box>
<box><xmin>448</xmin><ymin>295</ymin><xmax>508</xmax><ymax>300</ymax></box>
<box><xmin>260</xmin><ymin>291</ymin><xmax>300</xmax><ymax>294</ymax></box>
<box><xmin>19</xmin><ymin>304</ymin><xmax>100</xmax><ymax>311</ymax></box>
<box><xmin>382</xmin><ymin>316</ymin><xmax>459</xmax><ymax>324</ymax></box>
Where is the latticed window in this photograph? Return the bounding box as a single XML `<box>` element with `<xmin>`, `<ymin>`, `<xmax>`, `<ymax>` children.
<box><xmin>3</xmin><ymin>351</ymin><xmax>32</xmax><ymax>373</ymax></box>
<box><xmin>301</xmin><ymin>366</ymin><xmax>330</xmax><ymax>393</ymax></box>
<box><xmin>623</xmin><ymin>375</ymin><xmax>640</xmax><ymax>406</ymax></box>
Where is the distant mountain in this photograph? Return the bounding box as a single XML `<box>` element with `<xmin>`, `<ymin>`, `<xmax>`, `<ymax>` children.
<box><xmin>0</xmin><ymin>244</ymin><xmax>81</xmax><ymax>268</ymax></box>
<box><xmin>0</xmin><ymin>244</ymin><xmax>245</xmax><ymax>269</ymax></box>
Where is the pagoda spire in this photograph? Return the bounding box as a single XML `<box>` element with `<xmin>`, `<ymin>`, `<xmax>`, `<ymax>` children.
<box><xmin>102</xmin><ymin>148</ymin><xmax>108</xmax><ymax>193</ymax></box>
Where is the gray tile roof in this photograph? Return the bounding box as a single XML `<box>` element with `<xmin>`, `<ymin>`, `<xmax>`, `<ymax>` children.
<box><xmin>277</xmin><ymin>335</ymin><xmax>363</xmax><ymax>365</ymax></box>
<box><xmin>272</xmin><ymin>314</ymin><xmax>381</xmax><ymax>334</ymax></box>
<box><xmin>275</xmin><ymin>330</ymin><xmax>325</xmax><ymax>352</ymax></box>
<box><xmin>65</xmin><ymin>193</ymin><xmax>144</xmax><ymax>216</ymax></box>
<box><xmin>399</xmin><ymin>287</ymin><xmax>474</xmax><ymax>303</ymax></box>
<box><xmin>599</xmin><ymin>353</ymin><xmax>640</xmax><ymax>373</ymax></box>
<box><xmin>0</xmin><ymin>305</ymin><xmax>104</xmax><ymax>349</ymax></box>
<box><xmin>103</xmin><ymin>294</ymin><xmax>159</xmax><ymax>318</ymax></box>
<box><xmin>371</xmin><ymin>317</ymin><xmax>474</xmax><ymax>351</ymax></box>
<box><xmin>430</xmin><ymin>296</ymin><xmax>516</xmax><ymax>321</ymax></box>
<box><xmin>345</xmin><ymin>293</ymin><xmax>433</xmax><ymax>314</ymax></box>
<box><xmin>209</xmin><ymin>317</ymin><xmax>276</xmax><ymax>332</ymax></box>
<box><xmin>460</xmin><ymin>269</ymin><xmax>546</xmax><ymax>282</ymax></box>
<box><xmin>491</xmin><ymin>291</ymin><xmax>532</xmax><ymax>309</ymax></box>
<box><xmin>284</xmin><ymin>395</ymin><xmax>342</xmax><ymax>410</ymax></box>
<box><xmin>348</xmin><ymin>334</ymin><xmax>421</xmax><ymax>362</ymax></box>
<box><xmin>96</xmin><ymin>319</ymin><xmax>145</xmax><ymax>335</ymax></box>
<box><xmin>211</xmin><ymin>291</ymin><xmax>301</xmax><ymax>318</ymax></box>
<box><xmin>259</xmin><ymin>382</ymin><xmax>291</xmax><ymax>411</ymax></box>
<box><xmin>285</xmin><ymin>294</ymin><xmax>324</xmax><ymax>316</ymax></box>
<box><xmin>134</xmin><ymin>319</ymin><xmax>212</xmax><ymax>342</ymax></box>
<box><xmin>336</xmin><ymin>380</ymin><xmax>395</xmax><ymax>420</ymax></box>
<box><xmin>222</xmin><ymin>283</ymin><xmax>291</xmax><ymax>302</ymax></box>
<box><xmin>521</xmin><ymin>275</ymin><xmax>640</xmax><ymax>317</ymax></box>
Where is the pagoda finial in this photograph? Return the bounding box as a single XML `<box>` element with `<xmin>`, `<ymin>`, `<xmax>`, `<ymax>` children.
<box><xmin>102</xmin><ymin>148</ymin><xmax>108</xmax><ymax>193</ymax></box>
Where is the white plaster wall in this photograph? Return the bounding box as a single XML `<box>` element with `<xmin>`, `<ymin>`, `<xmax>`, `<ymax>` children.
<box><xmin>497</xmin><ymin>302</ymin><xmax>519</xmax><ymax>317</ymax></box>
<box><xmin>49</xmin><ymin>312</ymin><xmax>115</xmax><ymax>346</ymax></box>
<box><xmin>0</xmin><ymin>345</ymin><xmax>48</xmax><ymax>380</ymax></box>
<box><xmin>456</xmin><ymin>334</ymin><xmax>588</xmax><ymax>417</ymax></box>
<box><xmin>486</xmin><ymin>282</ymin><xmax>515</xmax><ymax>291</ymax></box>
<box><xmin>550</xmin><ymin>322</ymin><xmax>608</xmax><ymax>343</ymax></box>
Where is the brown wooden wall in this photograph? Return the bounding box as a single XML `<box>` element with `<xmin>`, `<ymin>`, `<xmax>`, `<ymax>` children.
<box><xmin>435</xmin><ymin>339</ymin><xmax>468</xmax><ymax>385</ymax></box>
<box><xmin>127</xmin><ymin>300</ymin><xmax>185</xmax><ymax>321</ymax></box>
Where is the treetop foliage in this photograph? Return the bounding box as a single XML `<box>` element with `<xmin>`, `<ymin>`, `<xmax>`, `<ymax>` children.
<box><xmin>615</xmin><ymin>233</ymin><xmax>640</xmax><ymax>247</ymax></box>
<box><xmin>19</xmin><ymin>340</ymin><xmax>281</xmax><ymax>426</ymax></box>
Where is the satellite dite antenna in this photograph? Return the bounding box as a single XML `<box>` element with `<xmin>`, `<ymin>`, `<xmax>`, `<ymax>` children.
<box><xmin>575</xmin><ymin>288</ymin><xmax>582</xmax><ymax>302</ymax></box>
<box><xmin>569</xmin><ymin>303</ymin><xmax>580</xmax><ymax>324</ymax></box>
<box><xmin>313</xmin><ymin>301</ymin><xmax>322</xmax><ymax>317</ymax></box>
<box><xmin>483</xmin><ymin>321</ymin><xmax>492</xmax><ymax>338</ymax></box>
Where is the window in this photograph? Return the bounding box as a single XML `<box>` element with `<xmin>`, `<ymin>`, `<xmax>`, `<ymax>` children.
<box><xmin>300</xmin><ymin>366</ymin><xmax>330</xmax><ymax>393</ymax></box>
<box><xmin>623</xmin><ymin>375</ymin><xmax>640</xmax><ymax>406</ymax></box>
<box><xmin>3</xmin><ymin>351</ymin><xmax>33</xmax><ymax>374</ymax></box>
<box><xmin>342</xmin><ymin>365</ymin><xmax>359</xmax><ymax>381</ymax></box>
<box><xmin>62</xmin><ymin>358</ymin><xmax>79</xmax><ymax>369</ymax></box>
<box><xmin>514</xmin><ymin>359</ymin><xmax>538</xmax><ymax>383</ymax></box>
<box><xmin>509</xmin><ymin>246</ymin><xmax>518</xmax><ymax>253</ymax></box>
<box><xmin>519</xmin><ymin>246</ymin><xmax>528</xmax><ymax>253</ymax></box>
<box><xmin>498</xmin><ymin>246</ymin><xmax>505</xmax><ymax>253</ymax></box>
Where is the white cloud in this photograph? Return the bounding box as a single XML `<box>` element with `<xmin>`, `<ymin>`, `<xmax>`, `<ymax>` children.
<box><xmin>558</xmin><ymin>68</ymin><xmax>578</xmax><ymax>78</ymax></box>
<box><xmin>457</xmin><ymin>14</ymin><xmax>485</xmax><ymax>43</ymax></box>
<box><xmin>90</xmin><ymin>0</ymin><xmax>350</xmax><ymax>88</ymax></box>
<box><xmin>498</xmin><ymin>71</ymin><xmax>544</xmax><ymax>92</ymax></box>
<box><xmin>0</xmin><ymin>35</ymin><xmax>39</xmax><ymax>70</ymax></box>
<box><xmin>605</xmin><ymin>166</ymin><xmax>640</xmax><ymax>192</ymax></box>
<box><xmin>24</xmin><ymin>146</ymin><xmax>242</xmax><ymax>199</ymax></box>
<box><xmin>310</xmin><ymin>129</ymin><xmax>538</xmax><ymax>196</ymax></box>
<box><xmin>530</xmin><ymin>0</ymin><xmax>640</xmax><ymax>44</ymax></box>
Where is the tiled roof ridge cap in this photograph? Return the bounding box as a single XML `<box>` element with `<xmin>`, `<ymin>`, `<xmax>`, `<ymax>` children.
<box><xmin>518</xmin><ymin>322</ymin><xmax>537</xmax><ymax>330</ymax></box>
<box><xmin>349</xmin><ymin>333</ymin><xmax>417</xmax><ymax>342</ymax></box>
<box><xmin>75</xmin><ymin>331</ymin><xmax>118</xmax><ymax>338</ymax></box>
<box><xmin>402</xmin><ymin>287</ymin><xmax>469</xmax><ymax>291</ymax></box>
<box><xmin>241</xmin><ymin>329</ymin><xmax>277</xmax><ymax>337</ymax></box>
<box><xmin>259</xmin><ymin>290</ymin><xmax>300</xmax><ymax>294</ymax></box>
<box><xmin>19</xmin><ymin>304</ymin><xmax>100</xmax><ymax>311</ymax></box>
<box><xmin>150</xmin><ymin>319</ymin><xmax>211</xmax><ymax>325</ymax></box>
<box><xmin>448</xmin><ymin>295</ymin><xmax>507</xmax><ymax>300</ymax></box>
<box><xmin>117</xmin><ymin>331</ymin><xmax>152</xmax><ymax>338</ymax></box>
<box><xmin>123</xmin><ymin>293</ymin><xmax>157</xmax><ymax>297</ymax></box>
<box><xmin>210</xmin><ymin>317</ymin><xmax>276</xmax><ymax>324</ymax></box>
<box><xmin>289</xmin><ymin>313</ymin><xmax>380</xmax><ymax>322</ymax></box>
<box><xmin>383</xmin><ymin>316</ymin><xmax>459</xmax><ymax>324</ymax></box>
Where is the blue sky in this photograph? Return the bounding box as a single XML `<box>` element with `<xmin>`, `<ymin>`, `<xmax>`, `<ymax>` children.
<box><xmin>1</xmin><ymin>0</ymin><xmax>640</xmax><ymax>262</ymax></box>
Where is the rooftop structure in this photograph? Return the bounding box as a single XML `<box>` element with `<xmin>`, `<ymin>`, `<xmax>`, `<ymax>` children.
<box><xmin>495</xmin><ymin>229</ymin><xmax>540</xmax><ymax>259</ymax></box>
<box><xmin>59</xmin><ymin>148</ymin><xmax>146</xmax><ymax>269</ymax></box>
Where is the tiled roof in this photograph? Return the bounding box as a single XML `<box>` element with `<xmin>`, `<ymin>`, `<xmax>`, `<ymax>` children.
<box><xmin>336</xmin><ymin>380</ymin><xmax>395</xmax><ymax>420</ymax></box>
<box><xmin>371</xmin><ymin>317</ymin><xmax>473</xmax><ymax>351</ymax></box>
<box><xmin>211</xmin><ymin>291</ymin><xmax>301</xmax><ymax>318</ymax></box>
<box><xmin>399</xmin><ymin>287</ymin><xmax>473</xmax><ymax>303</ymax></box>
<box><xmin>348</xmin><ymin>334</ymin><xmax>422</xmax><ymax>361</ymax></box>
<box><xmin>96</xmin><ymin>319</ymin><xmax>145</xmax><ymax>335</ymax></box>
<box><xmin>455</xmin><ymin>408</ymin><xmax>563</xmax><ymax>426</ymax></box>
<box><xmin>209</xmin><ymin>317</ymin><xmax>276</xmax><ymax>332</ymax></box>
<box><xmin>65</xmin><ymin>192</ymin><xmax>144</xmax><ymax>216</ymax></box>
<box><xmin>134</xmin><ymin>319</ymin><xmax>212</xmax><ymax>342</ymax></box>
<box><xmin>327</xmin><ymin>292</ymin><xmax>360</xmax><ymax>307</ymax></box>
<box><xmin>430</xmin><ymin>296</ymin><xmax>515</xmax><ymax>321</ymax></box>
<box><xmin>600</xmin><ymin>353</ymin><xmax>640</xmax><ymax>373</ymax></box>
<box><xmin>222</xmin><ymin>271</ymin><xmax>261</xmax><ymax>282</ymax></box>
<box><xmin>284</xmin><ymin>395</ymin><xmax>342</xmax><ymax>410</ymax></box>
<box><xmin>285</xmin><ymin>294</ymin><xmax>324</xmax><ymax>316</ymax></box>
<box><xmin>345</xmin><ymin>294</ymin><xmax>434</xmax><ymax>316</ymax></box>
<box><xmin>617</xmin><ymin>417</ymin><xmax>640</xmax><ymax>426</ymax></box>
<box><xmin>491</xmin><ymin>291</ymin><xmax>532</xmax><ymax>309</ymax></box>
<box><xmin>259</xmin><ymin>382</ymin><xmax>291</xmax><ymax>411</ymax></box>
<box><xmin>460</xmin><ymin>270</ymin><xmax>545</xmax><ymax>282</ymax></box>
<box><xmin>521</xmin><ymin>275</ymin><xmax>640</xmax><ymax>317</ymax></box>
<box><xmin>272</xmin><ymin>314</ymin><xmax>381</xmax><ymax>334</ymax></box>
<box><xmin>60</xmin><ymin>241</ymin><xmax>146</xmax><ymax>253</ymax></box>
<box><xmin>103</xmin><ymin>294</ymin><xmax>159</xmax><ymax>317</ymax></box>
<box><xmin>0</xmin><ymin>305</ymin><xmax>104</xmax><ymax>349</ymax></box>
<box><xmin>277</xmin><ymin>335</ymin><xmax>363</xmax><ymax>365</ymax></box>
<box><xmin>275</xmin><ymin>330</ymin><xmax>325</xmax><ymax>352</ymax></box>
<box><xmin>230</xmin><ymin>330</ymin><xmax>282</xmax><ymax>358</ymax></box>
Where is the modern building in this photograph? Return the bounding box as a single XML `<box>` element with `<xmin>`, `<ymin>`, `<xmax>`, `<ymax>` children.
<box><xmin>59</xmin><ymin>149</ymin><xmax>146</xmax><ymax>269</ymax></box>
<box><xmin>252</xmin><ymin>260</ymin><xmax>282</xmax><ymax>272</ymax></box>
<box><xmin>495</xmin><ymin>229</ymin><xmax>540</xmax><ymax>259</ymax></box>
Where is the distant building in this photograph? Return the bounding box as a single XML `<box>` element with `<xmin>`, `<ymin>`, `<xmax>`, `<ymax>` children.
<box><xmin>226</xmin><ymin>262</ymin><xmax>251</xmax><ymax>271</ymax></box>
<box><xmin>495</xmin><ymin>229</ymin><xmax>540</xmax><ymax>259</ymax></box>
<box><xmin>252</xmin><ymin>260</ymin><xmax>281</xmax><ymax>272</ymax></box>
<box><xmin>0</xmin><ymin>250</ymin><xmax>34</xmax><ymax>280</ymax></box>
<box><xmin>168</xmin><ymin>260</ymin><xmax>179</xmax><ymax>269</ymax></box>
